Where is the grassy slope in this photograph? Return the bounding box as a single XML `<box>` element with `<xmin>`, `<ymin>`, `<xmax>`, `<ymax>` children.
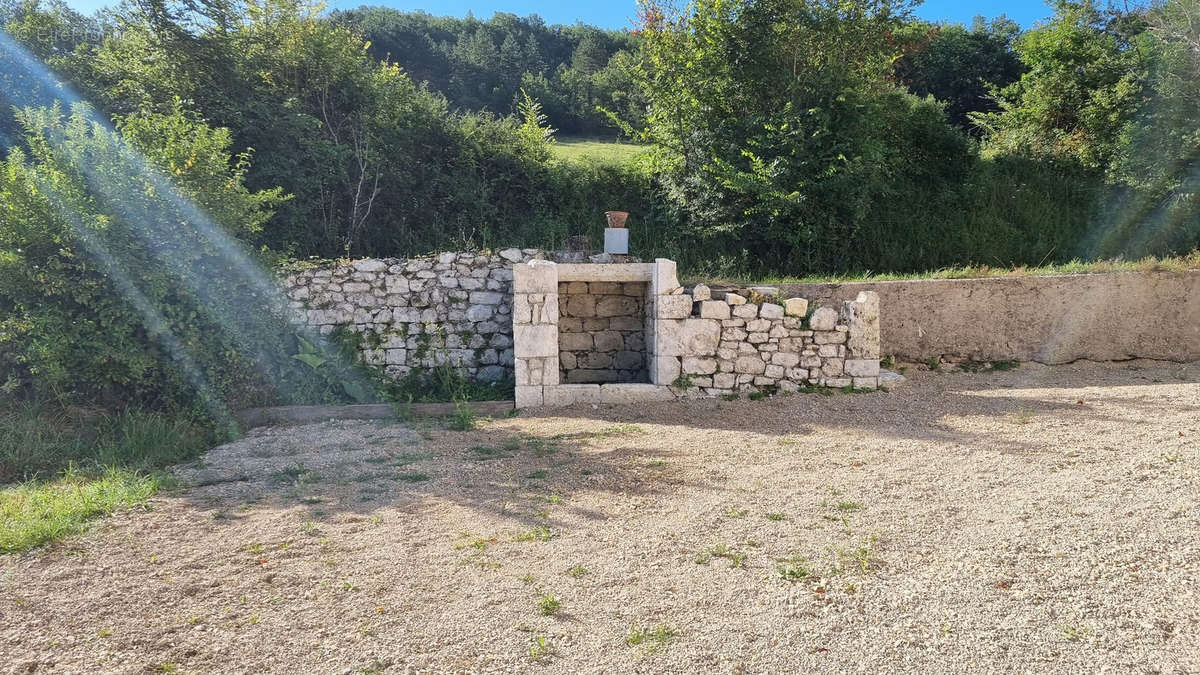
<box><xmin>689</xmin><ymin>250</ymin><xmax>1200</xmax><ymax>286</ymax></box>
<box><xmin>551</xmin><ymin>137</ymin><xmax>646</xmax><ymax>165</ymax></box>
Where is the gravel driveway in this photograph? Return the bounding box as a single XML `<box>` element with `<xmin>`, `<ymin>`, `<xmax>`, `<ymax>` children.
<box><xmin>2</xmin><ymin>360</ymin><xmax>1198</xmax><ymax>673</ymax></box>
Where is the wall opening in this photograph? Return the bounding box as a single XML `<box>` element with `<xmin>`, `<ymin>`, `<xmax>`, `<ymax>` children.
<box><xmin>557</xmin><ymin>281</ymin><xmax>648</xmax><ymax>383</ymax></box>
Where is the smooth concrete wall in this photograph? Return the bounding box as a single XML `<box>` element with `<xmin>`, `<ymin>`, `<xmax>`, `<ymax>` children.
<box><xmin>779</xmin><ymin>271</ymin><xmax>1200</xmax><ymax>364</ymax></box>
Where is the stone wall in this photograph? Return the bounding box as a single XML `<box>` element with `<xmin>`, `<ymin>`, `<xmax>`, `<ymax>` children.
<box><xmin>282</xmin><ymin>249</ymin><xmax>541</xmax><ymax>383</ymax></box>
<box><xmin>557</xmin><ymin>281</ymin><xmax>648</xmax><ymax>383</ymax></box>
<box><xmin>661</xmin><ymin>285</ymin><xmax>881</xmax><ymax>396</ymax></box>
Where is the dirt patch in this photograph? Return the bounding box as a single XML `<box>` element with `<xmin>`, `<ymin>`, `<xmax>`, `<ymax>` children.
<box><xmin>2</xmin><ymin>360</ymin><xmax>1198</xmax><ymax>673</ymax></box>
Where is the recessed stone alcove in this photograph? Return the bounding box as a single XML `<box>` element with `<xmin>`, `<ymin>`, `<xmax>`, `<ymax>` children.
<box><xmin>557</xmin><ymin>280</ymin><xmax>649</xmax><ymax>384</ymax></box>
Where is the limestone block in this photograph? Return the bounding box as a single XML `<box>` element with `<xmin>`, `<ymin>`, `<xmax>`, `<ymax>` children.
<box><xmin>353</xmin><ymin>259</ymin><xmax>388</xmax><ymax>272</ymax></box>
<box><xmin>510</xmin><ymin>295</ymin><xmax>532</xmax><ymax>325</ymax></box>
<box><xmin>764</xmin><ymin>364</ymin><xmax>785</xmax><ymax>378</ymax></box>
<box><xmin>600</xmin><ymin>383</ymin><xmax>675</xmax><ymax>404</ymax></box>
<box><xmin>594</xmin><ymin>331</ymin><xmax>624</xmax><ymax>352</ymax></box>
<box><xmin>723</xmin><ymin>327</ymin><xmax>748</xmax><ymax>342</ymax></box>
<box><xmin>760</xmin><ymin>303</ymin><xmax>784</xmax><ymax>320</ymax></box>
<box><xmin>732</xmin><ymin>304</ymin><xmax>758</xmax><ymax>319</ymax></box>
<box><xmin>560</xmin><ymin>333</ymin><xmax>593</xmax><ymax>351</ymax></box>
<box><xmin>717</xmin><ymin>347</ymin><xmax>738</xmax><ymax>361</ymax></box>
<box><xmin>515</xmin><ymin>385</ymin><xmax>543</xmax><ymax>408</ymax></box>
<box><xmin>699</xmin><ymin>300</ymin><xmax>731</xmax><ymax>320</ymax></box>
<box><xmin>682</xmin><ymin>356</ymin><xmax>718</xmax><ymax>375</ymax></box>
<box><xmin>725</xmin><ymin>293</ymin><xmax>747</xmax><ymax>306</ymax></box>
<box><xmin>458</xmin><ymin>277</ymin><xmax>484</xmax><ymax>291</ymax></box>
<box><xmin>609</xmin><ymin>316</ymin><xmax>642</xmax><ymax>331</ymax></box>
<box><xmin>844</xmin><ymin>359</ymin><xmax>880</xmax><ymax>377</ymax></box>
<box><xmin>545</xmin><ymin>384</ymin><xmax>602</xmax><ymax>406</ymax></box>
<box><xmin>746</xmin><ymin>319</ymin><xmax>771</xmax><ymax>333</ymax></box>
<box><xmin>655</xmin><ymin>295</ymin><xmax>693</xmax><ymax>319</ymax></box>
<box><xmin>852</xmin><ymin>377</ymin><xmax>879</xmax><ymax>390</ymax></box>
<box><xmin>713</xmin><ymin>373</ymin><xmax>737</xmax><ymax>389</ymax></box>
<box><xmin>809</xmin><ymin>306</ymin><xmax>838</xmax><ymax>331</ymax></box>
<box><xmin>801</xmin><ymin>355</ymin><xmax>823</xmax><ymax>369</ymax></box>
<box><xmin>748</xmin><ymin>332</ymin><xmax>769</xmax><ymax>344</ymax></box>
<box><xmin>596</xmin><ymin>295</ymin><xmax>638</xmax><ymax>318</ymax></box>
<box><xmin>785</xmin><ymin>367</ymin><xmax>809</xmax><ymax>380</ymax></box>
<box><xmin>581</xmin><ymin>352</ymin><xmax>613</xmax><ymax>369</ymax></box>
<box><xmin>844</xmin><ymin>290</ymin><xmax>881</xmax><ymax>359</ymax></box>
<box><xmin>691</xmin><ymin>284</ymin><xmax>712</xmax><ymax>301</ymax></box>
<box><xmin>559</xmin><ymin>351</ymin><xmax>577</xmax><ymax>370</ymax></box>
<box><xmin>623</xmin><ymin>283</ymin><xmax>644</xmax><ymax>296</ymax></box>
<box><xmin>513</xmin><ymin>261</ymin><xmax>557</xmax><ymax>294</ymax></box>
<box><xmin>613</xmin><ymin>351</ymin><xmax>644</xmax><ymax>370</ymax></box>
<box><xmin>514</xmin><ymin>324</ymin><xmax>557</xmax><ymax>358</ymax></box>
<box><xmin>466</xmin><ymin>305</ymin><xmax>494</xmax><ymax>322</ymax></box>
<box><xmin>656</xmin><ymin>319</ymin><xmax>721</xmax><ymax>357</ymax></box>
<box><xmin>565</xmin><ymin>281</ymin><xmax>589</xmax><ymax>294</ymax></box>
<box><xmin>754</xmin><ymin>376</ymin><xmax>777</xmax><ymax>387</ymax></box>
<box><xmin>771</xmin><ymin>352</ymin><xmax>801</xmax><ymax>368</ymax></box>
<box><xmin>566</xmin><ymin>369</ymin><xmax>619</xmax><ymax>383</ymax></box>
<box><xmin>469</xmin><ymin>291</ymin><xmax>504</xmax><ymax>305</ymax></box>
<box><xmin>814</xmin><ymin>331</ymin><xmax>847</xmax><ymax>345</ymax></box>
<box><xmin>591</xmin><ymin>282</ymin><xmax>623</xmax><ymax>295</ymax></box>
<box><xmin>768</xmin><ymin>325</ymin><xmax>789</xmax><ymax>338</ymax></box>
<box><xmin>652</xmin><ymin>259</ymin><xmax>680</xmax><ymax>295</ymax></box>
<box><xmin>499</xmin><ymin>247</ymin><xmax>524</xmax><ymax>262</ymax></box>
<box><xmin>818</xmin><ymin>344</ymin><xmax>840</xmax><ymax>357</ymax></box>
<box><xmin>821</xmin><ymin>358</ymin><xmax>845</xmax><ymax>377</ymax></box>
<box><xmin>566</xmin><ymin>294</ymin><xmax>597</xmax><ymax>317</ymax></box>
<box><xmin>784</xmin><ymin>298</ymin><xmax>809</xmax><ymax>318</ymax></box>
<box><xmin>824</xmin><ymin>377</ymin><xmax>852</xmax><ymax>388</ymax></box>
<box><xmin>735</xmin><ymin>355</ymin><xmax>766</xmax><ymax>375</ymax></box>
<box><xmin>651</xmin><ymin>355</ymin><xmax>681</xmax><ymax>384</ymax></box>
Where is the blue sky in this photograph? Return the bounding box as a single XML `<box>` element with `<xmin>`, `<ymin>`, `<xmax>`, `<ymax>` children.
<box><xmin>60</xmin><ymin>1</ymin><xmax>1056</xmax><ymax>29</ymax></box>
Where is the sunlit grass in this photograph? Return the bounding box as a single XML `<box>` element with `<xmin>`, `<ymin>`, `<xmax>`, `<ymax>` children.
<box><xmin>1</xmin><ymin>466</ymin><xmax>162</xmax><ymax>553</ymax></box>
<box><xmin>689</xmin><ymin>249</ymin><xmax>1200</xmax><ymax>286</ymax></box>
<box><xmin>551</xmin><ymin>137</ymin><xmax>646</xmax><ymax>166</ymax></box>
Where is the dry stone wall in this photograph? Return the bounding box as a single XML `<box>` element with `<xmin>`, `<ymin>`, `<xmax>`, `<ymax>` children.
<box><xmin>558</xmin><ymin>281</ymin><xmax>648</xmax><ymax>383</ymax></box>
<box><xmin>281</xmin><ymin>249</ymin><xmax>544</xmax><ymax>383</ymax></box>
<box><xmin>660</xmin><ymin>285</ymin><xmax>881</xmax><ymax>395</ymax></box>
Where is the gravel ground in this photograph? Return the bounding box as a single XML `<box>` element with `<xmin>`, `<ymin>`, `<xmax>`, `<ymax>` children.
<box><xmin>2</xmin><ymin>360</ymin><xmax>1198</xmax><ymax>674</ymax></box>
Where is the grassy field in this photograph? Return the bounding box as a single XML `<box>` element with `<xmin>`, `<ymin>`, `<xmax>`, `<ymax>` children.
<box><xmin>551</xmin><ymin>137</ymin><xmax>646</xmax><ymax>165</ymax></box>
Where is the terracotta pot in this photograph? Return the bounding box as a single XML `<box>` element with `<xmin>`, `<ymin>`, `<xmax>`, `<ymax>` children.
<box><xmin>605</xmin><ymin>211</ymin><xmax>629</xmax><ymax>229</ymax></box>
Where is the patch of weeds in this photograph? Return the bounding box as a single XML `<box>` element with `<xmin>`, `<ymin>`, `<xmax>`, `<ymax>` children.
<box><xmin>393</xmin><ymin>452</ymin><xmax>432</xmax><ymax>466</ymax></box>
<box><xmin>526</xmin><ymin>437</ymin><xmax>558</xmax><ymax>457</ymax></box>
<box><xmin>271</xmin><ymin>463</ymin><xmax>321</xmax><ymax>487</ymax></box>
<box><xmin>835</xmin><ymin>501</ymin><xmax>864</xmax><ymax>513</ymax></box>
<box><xmin>529</xmin><ymin>634</ymin><xmax>557</xmax><ymax>660</ymax></box>
<box><xmin>445</xmin><ymin>404</ymin><xmax>477</xmax><ymax>431</ymax></box>
<box><xmin>695</xmin><ymin>542</ymin><xmax>748</xmax><ymax>568</ymax></box>
<box><xmin>777</xmin><ymin>555</ymin><xmax>816</xmax><ymax>582</ymax></box>
<box><xmin>834</xmin><ymin>535</ymin><xmax>881</xmax><ymax>574</ymax></box>
<box><xmin>501</xmin><ymin>437</ymin><xmax>523</xmax><ymax>452</ymax></box>
<box><xmin>765</xmin><ymin>512</ymin><xmax>787</xmax><ymax>521</ymax></box>
<box><xmin>725</xmin><ymin>506</ymin><xmax>748</xmax><ymax>518</ymax></box>
<box><xmin>721</xmin><ymin>393</ymin><xmax>739</xmax><ymax>401</ymax></box>
<box><xmin>151</xmin><ymin>664</ymin><xmax>180</xmax><ymax>674</ymax></box>
<box><xmin>671</xmin><ymin>374</ymin><xmax>695</xmax><ymax>388</ymax></box>
<box><xmin>625</xmin><ymin>623</ymin><xmax>677</xmax><ymax>652</ymax></box>
<box><xmin>537</xmin><ymin>591</ymin><xmax>561</xmax><ymax>615</ymax></box>
<box><xmin>1011</xmin><ymin>404</ymin><xmax>1034</xmax><ymax>425</ymax></box>
<box><xmin>537</xmin><ymin>494</ymin><xmax>564</xmax><ymax>505</ymax></box>
<box><xmin>524</xmin><ymin>469</ymin><xmax>548</xmax><ymax>480</ymax></box>
<box><xmin>96</xmin><ymin>627</ymin><xmax>113</xmax><ymax>638</ymax></box>
<box><xmin>958</xmin><ymin>360</ymin><xmax>1019</xmax><ymax>374</ymax></box>
<box><xmin>396</xmin><ymin>472</ymin><xmax>430</xmax><ymax>483</ymax></box>
<box><xmin>454</xmin><ymin>535</ymin><xmax>490</xmax><ymax>551</ymax></box>
<box><xmin>520</xmin><ymin>573</ymin><xmax>536</xmax><ymax>585</ymax></box>
<box><xmin>515</xmin><ymin>526</ymin><xmax>554</xmax><ymax>542</ymax></box>
<box><xmin>1059</xmin><ymin>622</ymin><xmax>1094</xmax><ymax>642</ymax></box>
<box><xmin>1162</xmin><ymin>451</ymin><xmax>1182</xmax><ymax>464</ymax></box>
<box><xmin>839</xmin><ymin>385</ymin><xmax>874</xmax><ymax>394</ymax></box>
<box><xmin>300</xmin><ymin>521</ymin><xmax>321</xmax><ymax>536</ymax></box>
<box><xmin>469</xmin><ymin>445</ymin><xmax>511</xmax><ymax>461</ymax></box>
<box><xmin>647</xmin><ymin>459</ymin><xmax>668</xmax><ymax>468</ymax></box>
<box><xmin>796</xmin><ymin>384</ymin><xmax>835</xmax><ymax>396</ymax></box>
<box><xmin>566</xmin><ymin>564</ymin><xmax>588</xmax><ymax>578</ymax></box>
<box><xmin>747</xmin><ymin>391</ymin><xmax>769</xmax><ymax>401</ymax></box>
<box><xmin>357</xmin><ymin>659</ymin><xmax>389</xmax><ymax>674</ymax></box>
<box><xmin>880</xmin><ymin>355</ymin><xmax>895</xmax><ymax>369</ymax></box>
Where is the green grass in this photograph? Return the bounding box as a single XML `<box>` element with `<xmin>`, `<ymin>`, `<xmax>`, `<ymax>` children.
<box><xmin>0</xmin><ymin>401</ymin><xmax>214</xmax><ymax>553</ymax></box>
<box><xmin>625</xmin><ymin>623</ymin><xmax>678</xmax><ymax>652</ymax></box>
<box><xmin>688</xmin><ymin>249</ymin><xmax>1200</xmax><ymax>286</ymax></box>
<box><xmin>551</xmin><ymin>137</ymin><xmax>646</xmax><ymax>166</ymax></box>
<box><xmin>1</xmin><ymin>466</ymin><xmax>162</xmax><ymax>553</ymax></box>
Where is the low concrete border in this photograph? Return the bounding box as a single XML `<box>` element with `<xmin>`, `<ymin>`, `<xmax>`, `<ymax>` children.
<box><xmin>236</xmin><ymin>400</ymin><xmax>515</xmax><ymax>430</ymax></box>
